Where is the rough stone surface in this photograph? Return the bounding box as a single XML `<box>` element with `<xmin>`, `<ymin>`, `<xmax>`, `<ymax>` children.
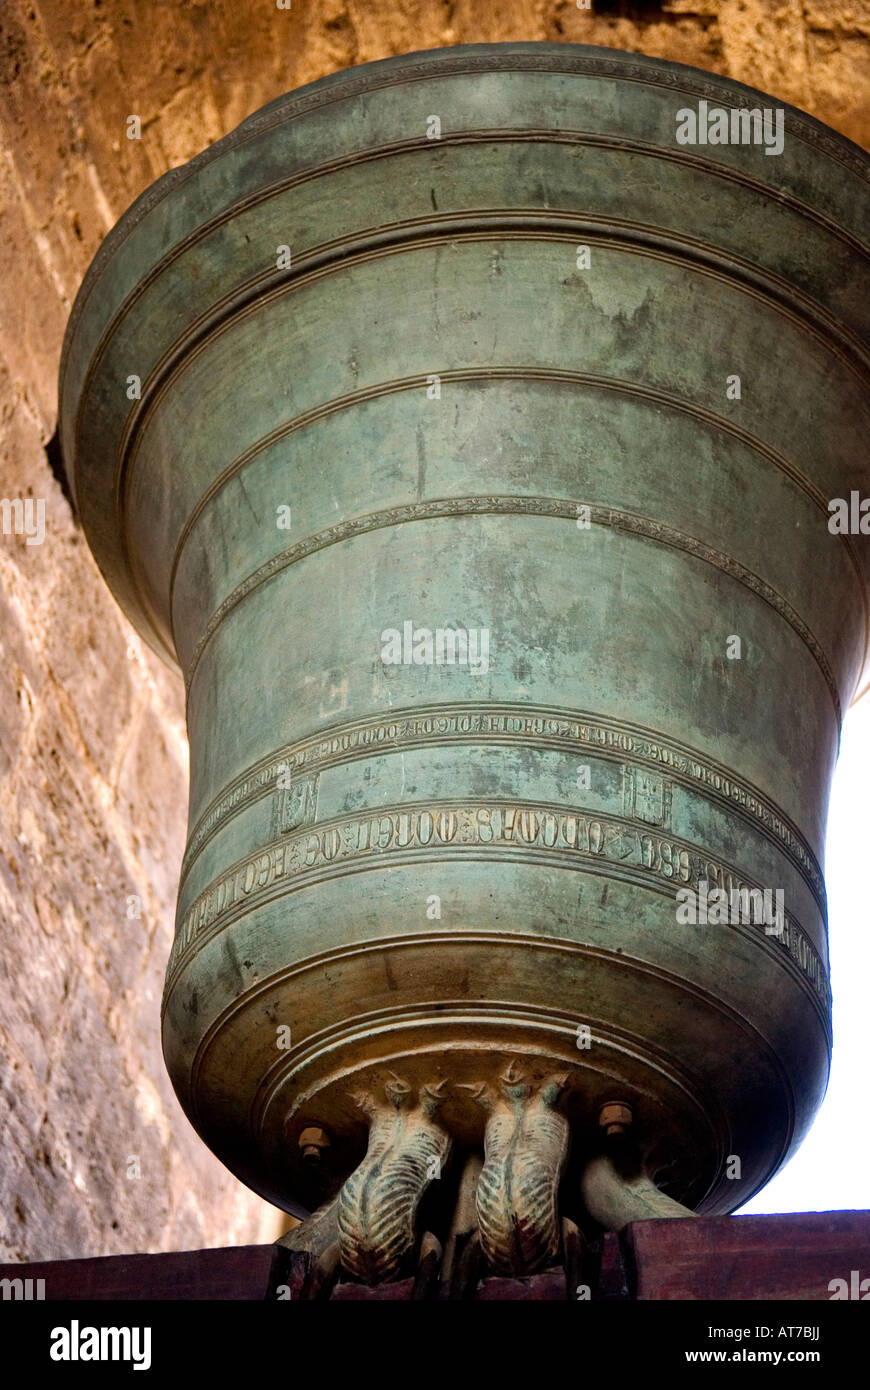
<box><xmin>0</xmin><ymin>0</ymin><xmax>866</xmax><ymax>1261</ymax></box>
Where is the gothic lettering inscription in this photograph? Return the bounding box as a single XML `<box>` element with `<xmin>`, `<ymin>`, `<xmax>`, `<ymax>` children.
<box><xmin>168</xmin><ymin>800</ymin><xmax>828</xmax><ymax>1005</ymax></box>
<box><xmin>181</xmin><ymin>707</ymin><xmax>824</xmax><ymax>915</ymax></box>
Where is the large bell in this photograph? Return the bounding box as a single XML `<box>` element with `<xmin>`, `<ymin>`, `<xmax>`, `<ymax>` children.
<box><xmin>59</xmin><ymin>43</ymin><xmax>870</xmax><ymax>1286</ymax></box>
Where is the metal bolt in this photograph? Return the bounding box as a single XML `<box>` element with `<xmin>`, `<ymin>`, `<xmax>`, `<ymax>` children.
<box><xmin>598</xmin><ymin>1101</ymin><xmax>633</xmax><ymax>1138</ymax></box>
<box><xmin>298</xmin><ymin>1126</ymin><xmax>331</xmax><ymax>1164</ymax></box>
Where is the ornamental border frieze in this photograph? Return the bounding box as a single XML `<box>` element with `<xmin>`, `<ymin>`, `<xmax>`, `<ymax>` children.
<box><xmin>167</xmin><ymin>371</ymin><xmax>859</xmax><ymax>583</ymax></box>
<box><xmin>179</xmin><ymin>493</ymin><xmax>843</xmax><ymax>725</ymax></box>
<box><xmin>168</xmin><ymin>798</ymin><xmax>829</xmax><ymax>1012</ymax></box>
<box><xmin>120</xmin><ymin>246</ymin><xmax>870</xmax><ymax>571</ymax></box>
<box><xmin>179</xmin><ymin>703</ymin><xmax>826</xmax><ymax>912</ymax></box>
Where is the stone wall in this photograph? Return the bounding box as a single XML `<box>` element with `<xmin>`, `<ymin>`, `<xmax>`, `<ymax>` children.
<box><xmin>0</xmin><ymin>0</ymin><xmax>867</xmax><ymax>1260</ymax></box>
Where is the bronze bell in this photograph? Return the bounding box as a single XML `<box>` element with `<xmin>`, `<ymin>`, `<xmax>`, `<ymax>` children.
<box><xmin>58</xmin><ymin>44</ymin><xmax>870</xmax><ymax>1287</ymax></box>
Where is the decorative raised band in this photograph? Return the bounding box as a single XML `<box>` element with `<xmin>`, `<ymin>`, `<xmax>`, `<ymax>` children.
<box><xmin>179</xmin><ymin>492</ymin><xmax>843</xmax><ymax>725</ymax></box>
<box><xmin>167</xmin><ymin>798</ymin><xmax>829</xmax><ymax>1013</ymax></box>
<box><xmin>59</xmin><ymin>44</ymin><xmax>870</xmax><ymax>412</ymax></box>
<box><xmin>169</xmin><ymin>368</ymin><xmax>863</xmax><ymax>601</ymax></box>
<box><xmin>69</xmin><ymin>149</ymin><xmax>870</xmax><ymax>477</ymax></box>
<box><xmin>179</xmin><ymin>705</ymin><xmax>826</xmax><ymax>914</ymax></box>
<box><xmin>120</xmin><ymin>232</ymin><xmax>870</xmax><ymax>583</ymax></box>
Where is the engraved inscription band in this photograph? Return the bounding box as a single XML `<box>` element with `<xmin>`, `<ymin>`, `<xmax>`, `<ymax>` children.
<box><xmin>180</xmin><ymin>705</ymin><xmax>826</xmax><ymax>915</ymax></box>
<box><xmin>168</xmin><ymin>799</ymin><xmax>829</xmax><ymax>1010</ymax></box>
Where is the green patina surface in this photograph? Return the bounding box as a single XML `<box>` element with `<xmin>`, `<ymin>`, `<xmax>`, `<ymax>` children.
<box><xmin>59</xmin><ymin>45</ymin><xmax>870</xmax><ymax>1221</ymax></box>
